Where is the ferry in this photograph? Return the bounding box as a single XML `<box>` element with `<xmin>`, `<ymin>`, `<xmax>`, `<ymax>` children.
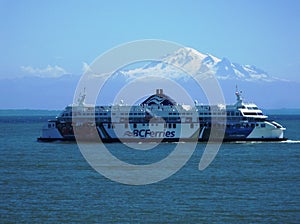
<box><xmin>38</xmin><ymin>88</ymin><xmax>286</xmax><ymax>142</ymax></box>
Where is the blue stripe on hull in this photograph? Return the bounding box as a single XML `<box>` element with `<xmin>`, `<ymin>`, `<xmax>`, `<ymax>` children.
<box><xmin>225</xmin><ymin>127</ymin><xmax>253</xmax><ymax>140</ymax></box>
<box><xmin>200</xmin><ymin>127</ymin><xmax>254</xmax><ymax>141</ymax></box>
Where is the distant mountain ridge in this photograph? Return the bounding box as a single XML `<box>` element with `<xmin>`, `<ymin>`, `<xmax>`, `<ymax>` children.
<box><xmin>120</xmin><ymin>47</ymin><xmax>278</xmax><ymax>82</ymax></box>
<box><xmin>0</xmin><ymin>47</ymin><xmax>299</xmax><ymax>109</ymax></box>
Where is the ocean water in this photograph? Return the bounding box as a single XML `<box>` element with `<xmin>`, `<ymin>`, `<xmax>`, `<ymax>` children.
<box><xmin>0</xmin><ymin>112</ymin><xmax>299</xmax><ymax>223</ymax></box>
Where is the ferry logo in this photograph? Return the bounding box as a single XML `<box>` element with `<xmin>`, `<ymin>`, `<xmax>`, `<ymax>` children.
<box><xmin>123</xmin><ymin>129</ymin><xmax>175</xmax><ymax>138</ymax></box>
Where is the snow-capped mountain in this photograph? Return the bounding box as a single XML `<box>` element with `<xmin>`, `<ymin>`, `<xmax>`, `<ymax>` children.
<box><xmin>119</xmin><ymin>47</ymin><xmax>274</xmax><ymax>82</ymax></box>
<box><xmin>166</xmin><ymin>48</ymin><xmax>275</xmax><ymax>81</ymax></box>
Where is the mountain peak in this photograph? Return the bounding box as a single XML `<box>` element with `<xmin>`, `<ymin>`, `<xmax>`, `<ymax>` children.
<box><xmin>161</xmin><ymin>48</ymin><xmax>273</xmax><ymax>81</ymax></box>
<box><xmin>160</xmin><ymin>47</ymin><xmax>209</xmax><ymax>75</ymax></box>
<box><xmin>164</xmin><ymin>47</ymin><xmax>207</xmax><ymax>63</ymax></box>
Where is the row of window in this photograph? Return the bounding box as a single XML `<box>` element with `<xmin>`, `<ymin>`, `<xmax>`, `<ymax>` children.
<box><xmin>202</xmin><ymin>123</ymin><xmax>266</xmax><ymax>128</ymax></box>
<box><xmin>133</xmin><ymin>123</ymin><xmax>177</xmax><ymax>129</ymax></box>
<box><xmin>62</xmin><ymin>112</ymin><xmax>109</xmax><ymax>117</ymax></box>
<box><xmin>105</xmin><ymin>122</ymin><xmax>266</xmax><ymax>129</ymax></box>
<box><xmin>112</xmin><ymin>112</ymin><xmax>144</xmax><ymax>116</ymax></box>
<box><xmin>106</xmin><ymin>123</ymin><xmax>178</xmax><ymax>129</ymax></box>
<box><xmin>198</xmin><ymin>111</ymin><xmax>240</xmax><ymax>116</ymax></box>
<box><xmin>243</xmin><ymin>112</ymin><xmax>263</xmax><ymax>116</ymax></box>
<box><xmin>168</xmin><ymin>112</ymin><xmax>194</xmax><ymax>115</ymax></box>
<box><xmin>246</xmin><ymin>106</ymin><xmax>259</xmax><ymax>110</ymax></box>
<box><xmin>48</xmin><ymin>123</ymin><xmax>56</xmax><ymax>128</ymax></box>
<box><xmin>63</xmin><ymin>111</ymin><xmax>262</xmax><ymax>118</ymax></box>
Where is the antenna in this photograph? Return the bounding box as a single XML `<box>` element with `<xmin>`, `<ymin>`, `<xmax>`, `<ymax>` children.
<box><xmin>77</xmin><ymin>87</ymin><xmax>86</xmax><ymax>106</ymax></box>
<box><xmin>235</xmin><ymin>85</ymin><xmax>242</xmax><ymax>102</ymax></box>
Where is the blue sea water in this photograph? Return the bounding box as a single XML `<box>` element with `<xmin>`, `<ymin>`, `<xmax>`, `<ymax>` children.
<box><xmin>0</xmin><ymin>112</ymin><xmax>299</xmax><ymax>223</ymax></box>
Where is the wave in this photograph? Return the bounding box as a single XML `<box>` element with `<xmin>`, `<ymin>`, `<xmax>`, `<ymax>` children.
<box><xmin>279</xmin><ymin>140</ymin><xmax>300</xmax><ymax>144</ymax></box>
<box><xmin>222</xmin><ymin>140</ymin><xmax>300</xmax><ymax>144</ymax></box>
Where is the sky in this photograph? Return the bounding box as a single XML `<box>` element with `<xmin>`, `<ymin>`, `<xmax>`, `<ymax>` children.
<box><xmin>1</xmin><ymin>0</ymin><xmax>300</xmax><ymax>81</ymax></box>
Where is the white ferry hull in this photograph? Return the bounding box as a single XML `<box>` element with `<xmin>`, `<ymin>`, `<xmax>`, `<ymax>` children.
<box><xmin>38</xmin><ymin>121</ymin><xmax>286</xmax><ymax>142</ymax></box>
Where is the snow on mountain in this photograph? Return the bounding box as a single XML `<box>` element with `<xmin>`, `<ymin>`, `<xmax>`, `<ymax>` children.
<box><xmin>162</xmin><ymin>47</ymin><xmax>207</xmax><ymax>73</ymax></box>
<box><xmin>119</xmin><ymin>47</ymin><xmax>275</xmax><ymax>82</ymax></box>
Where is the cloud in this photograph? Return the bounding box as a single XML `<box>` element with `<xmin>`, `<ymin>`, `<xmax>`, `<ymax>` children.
<box><xmin>21</xmin><ymin>65</ymin><xmax>68</xmax><ymax>78</ymax></box>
